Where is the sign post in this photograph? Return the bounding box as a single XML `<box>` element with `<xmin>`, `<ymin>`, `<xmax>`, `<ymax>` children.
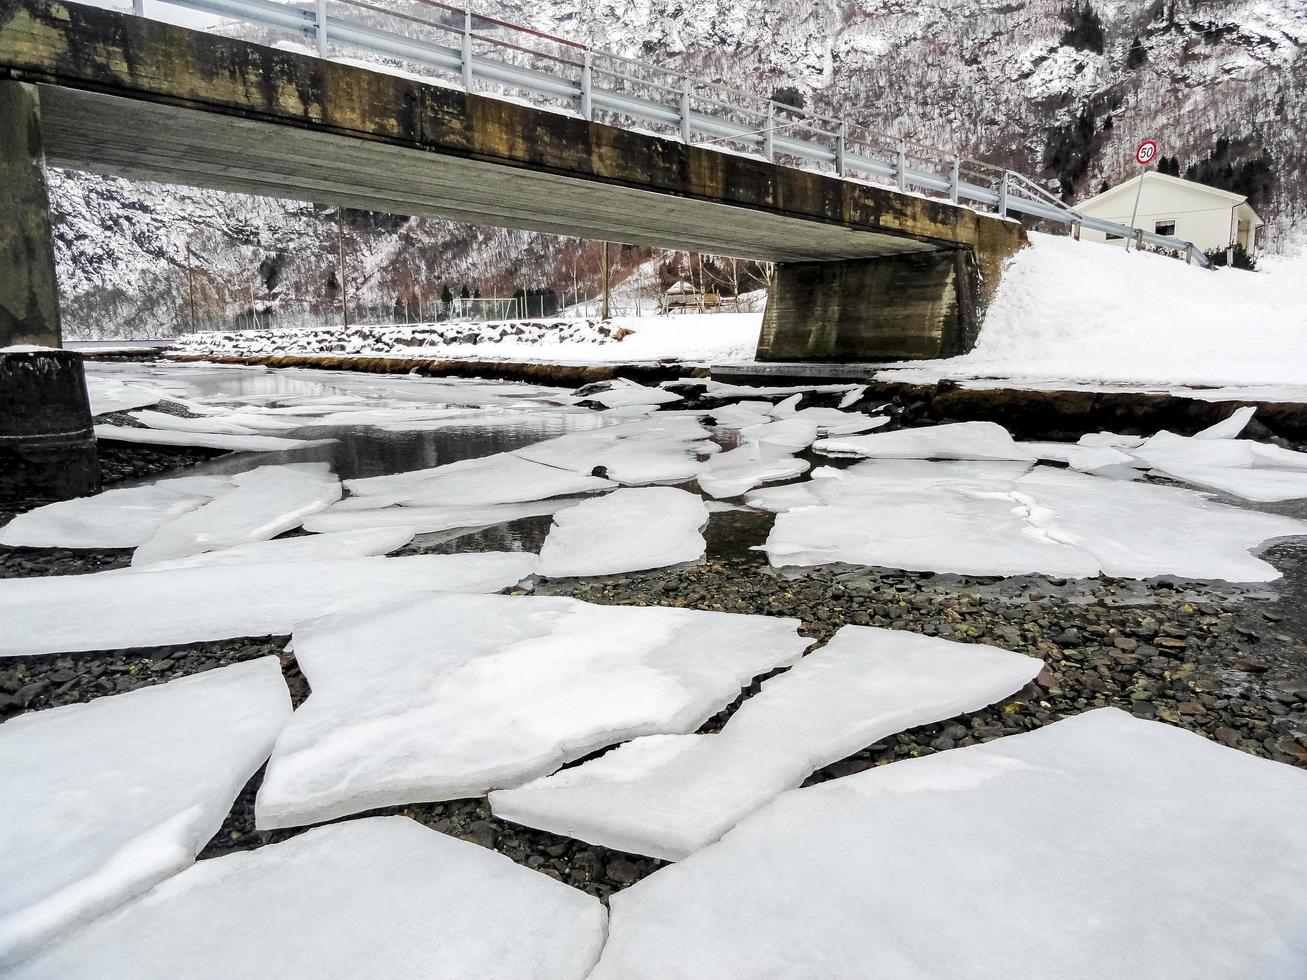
<box><xmin>1125</xmin><ymin>138</ymin><xmax>1157</xmax><ymax>253</ymax></box>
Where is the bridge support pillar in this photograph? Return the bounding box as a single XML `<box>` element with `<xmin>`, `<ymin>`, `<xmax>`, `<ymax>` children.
<box><xmin>756</xmin><ymin>237</ymin><xmax>1017</xmax><ymax>362</ymax></box>
<box><xmin>0</xmin><ymin>81</ymin><xmax>99</xmax><ymax>503</ymax></box>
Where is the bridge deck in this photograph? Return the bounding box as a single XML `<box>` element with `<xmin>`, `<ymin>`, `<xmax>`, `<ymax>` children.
<box><xmin>0</xmin><ymin>0</ymin><xmax>1015</xmax><ymax>264</ymax></box>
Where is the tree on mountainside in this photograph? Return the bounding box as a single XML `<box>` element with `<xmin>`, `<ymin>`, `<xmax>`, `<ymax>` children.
<box><xmin>1043</xmin><ymin>107</ymin><xmax>1097</xmax><ymax>198</ymax></box>
<box><xmin>1185</xmin><ymin>138</ymin><xmax>1275</xmax><ymax>211</ymax></box>
<box><xmin>1126</xmin><ymin>35</ymin><xmax>1147</xmax><ymax>68</ymax></box>
<box><xmin>1060</xmin><ymin>3</ymin><xmax>1105</xmax><ymax>53</ymax></box>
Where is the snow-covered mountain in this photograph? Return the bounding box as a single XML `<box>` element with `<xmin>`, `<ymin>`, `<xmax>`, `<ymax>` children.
<box><xmin>49</xmin><ymin>0</ymin><xmax>1306</xmax><ymax>337</ymax></box>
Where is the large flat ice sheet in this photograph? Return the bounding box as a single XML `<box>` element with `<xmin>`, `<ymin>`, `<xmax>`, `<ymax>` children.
<box><xmin>491</xmin><ymin>627</ymin><xmax>1040</xmax><ymax>860</ymax></box>
<box><xmin>814</xmin><ymin>421</ymin><xmax>1038</xmax><ymax>461</ymax></box>
<box><xmin>342</xmin><ymin>452</ymin><xmax>614</xmax><ymax>508</ymax></box>
<box><xmin>94</xmin><ymin>424</ymin><xmax>334</xmax><ymax>453</ymax></box>
<box><xmin>590</xmin><ymin>709</ymin><xmax>1307</xmax><ymax>979</ymax></box>
<box><xmin>125</xmin><ymin>527</ymin><xmax>416</xmax><ymax>570</ymax></box>
<box><xmin>132</xmin><ymin>463</ymin><xmax>341</xmax><ymax>566</ymax></box>
<box><xmin>1149</xmin><ymin>463</ymin><xmax>1307</xmax><ymax>502</ymax></box>
<box><xmin>84</xmin><ymin>377</ymin><xmax>161</xmax><ymax>416</ymax></box>
<box><xmin>0</xmin><ymin>553</ymin><xmax>537</xmax><ymax>657</ymax></box>
<box><xmin>697</xmin><ymin>444</ymin><xmax>810</xmax><ymax>499</ymax></box>
<box><xmin>254</xmin><ymin>594</ymin><xmax>806</xmax><ymax>828</ymax></box>
<box><xmin>537</xmin><ymin>487</ymin><xmax>708</xmax><ymax>576</ymax></box>
<box><xmin>0</xmin><ymin>475</ymin><xmax>233</xmax><ymax>549</ymax></box>
<box><xmin>302</xmin><ymin>498</ymin><xmax>579</xmax><ymax>535</ymax></box>
<box><xmin>9</xmin><ymin>817</ymin><xmax>607</xmax><ymax>980</ymax></box>
<box><xmin>514</xmin><ymin>416</ymin><xmax>718</xmax><ymax>485</ymax></box>
<box><xmin>762</xmin><ymin>461</ymin><xmax>1306</xmax><ymax>581</ymax></box>
<box><xmin>0</xmin><ymin>659</ymin><xmax>290</xmax><ymax>968</ymax></box>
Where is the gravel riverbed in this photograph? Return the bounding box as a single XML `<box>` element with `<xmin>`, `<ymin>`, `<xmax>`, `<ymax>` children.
<box><xmin>3</xmin><ymin>435</ymin><xmax>1307</xmax><ymax>900</ymax></box>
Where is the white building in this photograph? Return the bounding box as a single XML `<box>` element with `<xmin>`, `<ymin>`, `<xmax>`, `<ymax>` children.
<box><xmin>1075</xmin><ymin>172</ymin><xmax>1263</xmax><ymax>255</ymax></box>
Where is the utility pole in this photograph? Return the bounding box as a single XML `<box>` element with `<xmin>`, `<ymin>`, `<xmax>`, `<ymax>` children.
<box><xmin>601</xmin><ymin>241</ymin><xmax>610</xmax><ymax>320</ymax></box>
<box><xmin>337</xmin><ymin>208</ymin><xmax>349</xmax><ymax>329</ymax></box>
<box><xmin>186</xmin><ymin>242</ymin><xmax>199</xmax><ymax>333</ymax></box>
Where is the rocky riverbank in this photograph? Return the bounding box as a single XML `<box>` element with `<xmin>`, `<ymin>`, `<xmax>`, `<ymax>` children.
<box><xmin>3</xmin><ymin>432</ymin><xmax>1306</xmax><ymax>900</ymax></box>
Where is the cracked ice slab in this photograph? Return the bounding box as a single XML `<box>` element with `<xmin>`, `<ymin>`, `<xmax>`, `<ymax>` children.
<box><xmin>124</xmin><ymin>527</ymin><xmax>416</xmax><ymax>570</ymax></box>
<box><xmin>490</xmin><ymin>626</ymin><xmax>1041</xmax><ymax>861</ymax></box>
<box><xmin>341</xmin><ymin>452</ymin><xmax>615</xmax><ymax>508</ymax></box>
<box><xmin>814</xmin><ymin>420</ymin><xmax>1039</xmax><ymax>461</ymax></box>
<box><xmin>585</xmin><ymin>379</ymin><xmax>684</xmax><ymax>409</ymax></box>
<box><xmin>514</xmin><ymin>416</ymin><xmax>718</xmax><ymax>485</ymax></box>
<box><xmin>762</xmin><ymin>461</ymin><xmax>1306</xmax><ymax>581</ymax></box>
<box><xmin>589</xmin><ymin>708</ymin><xmax>1307</xmax><ymax>980</ymax></box>
<box><xmin>0</xmin><ymin>474</ymin><xmax>233</xmax><ymax>549</ymax></box>
<box><xmin>94</xmin><ymin>424</ymin><xmax>335</xmax><ymax>453</ymax></box>
<box><xmin>0</xmin><ymin>659</ymin><xmax>290</xmax><ymax>968</ymax></box>
<box><xmin>84</xmin><ymin>377</ymin><xmax>161</xmax><ymax>416</ymax></box>
<box><xmin>0</xmin><ymin>553</ymin><xmax>537</xmax><ymax>657</ymax></box>
<box><xmin>1148</xmin><ymin>463</ymin><xmax>1307</xmax><ymax>502</ymax></box>
<box><xmin>8</xmin><ymin>817</ymin><xmax>606</xmax><ymax>980</ymax></box>
<box><xmin>131</xmin><ymin>463</ymin><xmax>341</xmax><ymax>566</ymax></box>
<box><xmin>537</xmin><ymin>487</ymin><xmax>708</xmax><ymax>576</ymax></box>
<box><xmin>1013</xmin><ymin>467</ymin><xmax>1307</xmax><ymax>580</ymax></box>
<box><xmin>301</xmin><ymin>498</ymin><xmax>579</xmax><ymax>535</ymax></box>
<box><xmin>254</xmin><ymin>594</ymin><xmax>806</xmax><ymax>829</ymax></box>
<box><xmin>697</xmin><ymin>444</ymin><xmax>810</xmax><ymax>500</ymax></box>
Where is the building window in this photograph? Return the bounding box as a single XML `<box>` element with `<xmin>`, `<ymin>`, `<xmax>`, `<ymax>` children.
<box><xmin>1154</xmin><ymin>221</ymin><xmax>1176</xmax><ymax>236</ymax></box>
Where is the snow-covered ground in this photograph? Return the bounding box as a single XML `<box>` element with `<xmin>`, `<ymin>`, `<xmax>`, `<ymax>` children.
<box><xmin>879</xmin><ymin>232</ymin><xmax>1307</xmax><ymax>390</ymax></box>
<box><xmin>170</xmin><ymin>313</ymin><xmax>764</xmax><ymax>366</ymax></box>
<box><xmin>164</xmin><ymin>234</ymin><xmax>1307</xmax><ymax>397</ymax></box>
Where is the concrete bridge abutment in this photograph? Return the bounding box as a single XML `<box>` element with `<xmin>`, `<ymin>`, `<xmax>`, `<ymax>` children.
<box><xmin>0</xmin><ymin>80</ymin><xmax>99</xmax><ymax>503</ymax></box>
<box><xmin>757</xmin><ymin>223</ymin><xmax>1025</xmax><ymax>362</ymax></box>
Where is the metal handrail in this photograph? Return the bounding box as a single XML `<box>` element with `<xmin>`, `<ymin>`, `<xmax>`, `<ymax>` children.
<box><xmin>130</xmin><ymin>0</ymin><xmax>1210</xmax><ymax>268</ymax></box>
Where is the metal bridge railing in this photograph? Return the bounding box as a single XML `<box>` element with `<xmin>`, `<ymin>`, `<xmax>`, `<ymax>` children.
<box><xmin>128</xmin><ymin>0</ymin><xmax>1211</xmax><ymax>268</ymax></box>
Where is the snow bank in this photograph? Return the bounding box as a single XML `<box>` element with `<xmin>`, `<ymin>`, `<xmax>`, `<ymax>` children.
<box><xmin>879</xmin><ymin>232</ymin><xmax>1307</xmax><ymax>389</ymax></box>
<box><xmin>168</xmin><ymin>313</ymin><xmax>764</xmax><ymax>365</ymax></box>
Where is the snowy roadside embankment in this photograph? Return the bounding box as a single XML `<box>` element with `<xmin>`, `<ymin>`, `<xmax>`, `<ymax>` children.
<box><xmin>880</xmin><ymin>232</ymin><xmax>1307</xmax><ymax>390</ymax></box>
<box><xmin>168</xmin><ymin>314</ymin><xmax>764</xmax><ymax>366</ymax></box>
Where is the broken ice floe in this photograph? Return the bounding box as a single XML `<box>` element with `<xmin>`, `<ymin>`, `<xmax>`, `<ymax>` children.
<box><xmin>588</xmin><ymin>708</ymin><xmax>1307</xmax><ymax>980</ymax></box>
<box><xmin>131</xmin><ymin>463</ymin><xmax>341</xmax><ymax>566</ymax></box>
<box><xmin>94</xmin><ymin>424</ymin><xmax>334</xmax><ymax>453</ymax></box>
<box><xmin>1147</xmin><ymin>464</ymin><xmax>1307</xmax><ymax>503</ymax></box>
<box><xmin>490</xmin><ymin>626</ymin><xmax>1041</xmax><ymax>860</ymax></box>
<box><xmin>737</xmin><ymin>418</ymin><xmax>819</xmax><ymax>453</ymax></box>
<box><xmin>515</xmin><ymin>416</ymin><xmax>719</xmax><ymax>485</ymax></box>
<box><xmin>761</xmin><ymin>461</ymin><xmax>1306</xmax><ymax>581</ymax></box>
<box><xmin>9</xmin><ymin>816</ymin><xmax>606</xmax><ymax>980</ymax></box>
<box><xmin>0</xmin><ymin>553</ymin><xmax>537</xmax><ymax>657</ymax></box>
<box><xmin>0</xmin><ymin>659</ymin><xmax>290</xmax><ymax>968</ymax></box>
<box><xmin>0</xmin><ymin>474</ymin><xmax>233</xmax><ymax>549</ymax></box>
<box><xmin>301</xmin><ymin>498</ymin><xmax>578</xmax><ymax>535</ymax></box>
<box><xmin>537</xmin><ymin>487</ymin><xmax>708</xmax><ymax>577</ymax></box>
<box><xmin>254</xmin><ymin>594</ymin><xmax>806</xmax><ymax>829</ymax></box>
<box><xmin>583</xmin><ymin>379</ymin><xmax>684</xmax><ymax>409</ymax></box>
<box><xmin>124</xmin><ymin>527</ymin><xmax>416</xmax><ymax>570</ymax></box>
<box><xmin>697</xmin><ymin>444</ymin><xmax>810</xmax><ymax>500</ymax></box>
<box><xmin>815</xmin><ymin>420</ymin><xmax>1038</xmax><ymax>461</ymax></box>
<box><xmin>83</xmin><ymin>376</ymin><xmax>162</xmax><ymax>416</ymax></box>
<box><xmin>790</xmin><ymin>406</ymin><xmax>888</xmax><ymax>436</ymax></box>
<box><xmin>342</xmin><ymin>452</ymin><xmax>614</xmax><ymax>508</ymax></box>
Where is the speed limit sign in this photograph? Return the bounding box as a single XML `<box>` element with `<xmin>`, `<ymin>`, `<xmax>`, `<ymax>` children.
<box><xmin>1135</xmin><ymin>139</ymin><xmax>1158</xmax><ymax>166</ymax></box>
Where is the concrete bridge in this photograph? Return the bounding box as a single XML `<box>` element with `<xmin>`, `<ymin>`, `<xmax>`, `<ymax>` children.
<box><xmin>0</xmin><ymin>0</ymin><xmax>1026</xmax><ymax>365</ymax></box>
